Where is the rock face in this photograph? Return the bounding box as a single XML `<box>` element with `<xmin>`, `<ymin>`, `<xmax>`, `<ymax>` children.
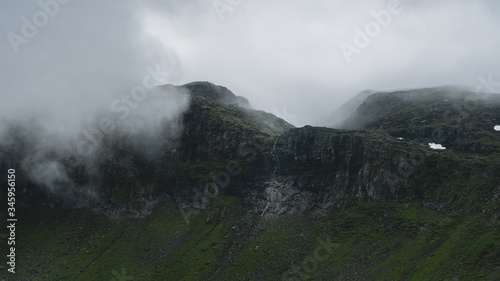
<box><xmin>1</xmin><ymin>83</ymin><xmax>498</xmax><ymax>219</ymax></box>
<box><xmin>242</xmin><ymin>126</ymin><xmax>428</xmax><ymax>219</ymax></box>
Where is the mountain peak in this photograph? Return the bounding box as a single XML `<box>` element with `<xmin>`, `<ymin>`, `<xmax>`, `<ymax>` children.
<box><xmin>180</xmin><ymin>81</ymin><xmax>251</xmax><ymax>108</ymax></box>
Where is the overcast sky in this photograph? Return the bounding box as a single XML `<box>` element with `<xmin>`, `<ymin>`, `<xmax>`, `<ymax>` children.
<box><xmin>1</xmin><ymin>0</ymin><xmax>500</xmax><ymax>127</ymax></box>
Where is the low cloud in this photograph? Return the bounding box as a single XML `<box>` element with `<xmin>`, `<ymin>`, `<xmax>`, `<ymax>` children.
<box><xmin>2</xmin><ymin>0</ymin><xmax>499</xmax><ymax>127</ymax></box>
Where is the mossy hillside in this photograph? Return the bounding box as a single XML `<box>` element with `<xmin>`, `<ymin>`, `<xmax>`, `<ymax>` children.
<box><xmin>12</xmin><ymin>197</ymin><xmax>236</xmax><ymax>280</ymax></box>
<box><xmin>185</xmin><ymin>83</ymin><xmax>293</xmax><ymax>138</ymax></box>
<box><xmin>9</xmin><ymin>194</ymin><xmax>498</xmax><ymax>280</ymax></box>
<box><xmin>342</xmin><ymin>87</ymin><xmax>500</xmax><ymax>154</ymax></box>
<box><xmin>417</xmin><ymin>151</ymin><xmax>500</xmax><ymax>214</ymax></box>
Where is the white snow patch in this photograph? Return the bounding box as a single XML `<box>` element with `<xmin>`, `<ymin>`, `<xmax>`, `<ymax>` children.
<box><xmin>429</xmin><ymin>143</ymin><xmax>446</xmax><ymax>150</ymax></box>
<box><xmin>494</xmin><ymin>125</ymin><xmax>500</xmax><ymax>131</ymax></box>
<box><xmin>397</xmin><ymin>137</ymin><xmax>404</xmax><ymax>140</ymax></box>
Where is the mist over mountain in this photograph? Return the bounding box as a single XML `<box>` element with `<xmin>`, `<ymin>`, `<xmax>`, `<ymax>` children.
<box><xmin>330</xmin><ymin>86</ymin><xmax>500</xmax><ymax>153</ymax></box>
<box><xmin>2</xmin><ymin>0</ymin><xmax>500</xmax><ymax>127</ymax></box>
<box><xmin>1</xmin><ymin>81</ymin><xmax>499</xmax><ymax>280</ymax></box>
<box><xmin>2</xmin><ymin>0</ymin><xmax>500</xmax><ymax>280</ymax></box>
<box><xmin>317</xmin><ymin>89</ymin><xmax>376</xmax><ymax>128</ymax></box>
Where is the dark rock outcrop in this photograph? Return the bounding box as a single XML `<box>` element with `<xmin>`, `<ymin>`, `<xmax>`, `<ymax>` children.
<box><xmin>1</xmin><ymin>83</ymin><xmax>498</xmax><ymax>220</ymax></box>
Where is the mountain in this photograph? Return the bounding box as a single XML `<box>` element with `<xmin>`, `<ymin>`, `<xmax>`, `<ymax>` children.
<box><xmin>340</xmin><ymin>86</ymin><xmax>500</xmax><ymax>154</ymax></box>
<box><xmin>0</xmin><ymin>83</ymin><xmax>498</xmax><ymax>280</ymax></box>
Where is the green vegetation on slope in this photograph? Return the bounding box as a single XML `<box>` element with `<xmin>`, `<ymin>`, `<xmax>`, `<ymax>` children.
<box><xmin>9</xmin><ymin>196</ymin><xmax>498</xmax><ymax>280</ymax></box>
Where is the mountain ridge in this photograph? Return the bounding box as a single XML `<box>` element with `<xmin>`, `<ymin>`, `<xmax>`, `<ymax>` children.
<box><xmin>1</xmin><ymin>82</ymin><xmax>498</xmax><ymax>280</ymax></box>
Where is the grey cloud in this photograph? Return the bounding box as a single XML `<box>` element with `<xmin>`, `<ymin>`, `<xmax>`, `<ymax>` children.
<box><xmin>1</xmin><ymin>0</ymin><xmax>499</xmax><ymax>128</ymax></box>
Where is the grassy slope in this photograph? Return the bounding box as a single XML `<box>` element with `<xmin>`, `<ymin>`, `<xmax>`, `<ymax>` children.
<box><xmin>5</xmin><ymin>194</ymin><xmax>498</xmax><ymax>281</ymax></box>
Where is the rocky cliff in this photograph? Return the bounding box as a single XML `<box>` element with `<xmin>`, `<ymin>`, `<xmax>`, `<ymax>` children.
<box><xmin>1</xmin><ymin>82</ymin><xmax>498</xmax><ymax>280</ymax></box>
<box><xmin>2</xmin><ymin>83</ymin><xmax>498</xmax><ymax>217</ymax></box>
